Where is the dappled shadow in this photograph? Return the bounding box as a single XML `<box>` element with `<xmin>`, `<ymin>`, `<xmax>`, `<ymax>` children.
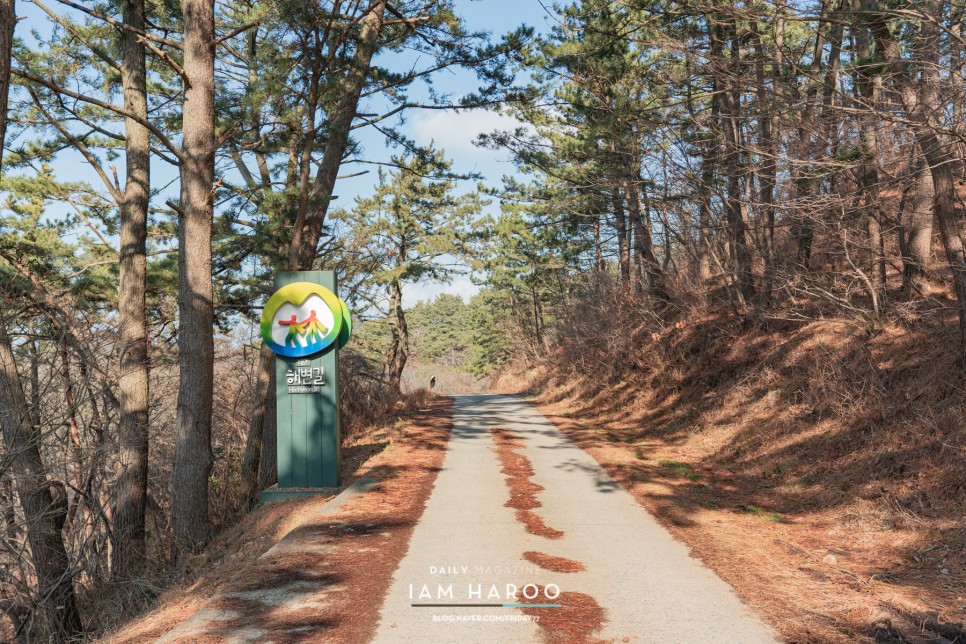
<box><xmin>164</xmin><ymin>513</ymin><xmax>422</xmax><ymax>642</ymax></box>
<box><xmin>553</xmin><ymin>459</ymin><xmax>621</xmax><ymax>493</ymax></box>
<box><xmin>342</xmin><ymin>440</ymin><xmax>388</xmax><ymax>466</ymax></box>
<box><xmin>853</xmin><ymin>594</ymin><xmax>966</xmax><ymax>643</ymax></box>
<box><xmin>523</xmin><ymin>309</ymin><xmax>966</xmax><ymax>641</ymax></box>
<box><xmin>160</xmin><ymin>397</ymin><xmax>456</xmax><ymax>643</ymax></box>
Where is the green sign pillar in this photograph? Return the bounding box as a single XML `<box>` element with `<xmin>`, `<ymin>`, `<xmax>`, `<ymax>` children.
<box><xmin>258</xmin><ymin>271</ymin><xmax>351</xmax><ymax>503</ymax></box>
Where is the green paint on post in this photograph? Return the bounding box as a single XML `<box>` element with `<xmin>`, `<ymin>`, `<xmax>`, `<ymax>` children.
<box><xmin>261</xmin><ymin>271</ymin><xmax>346</xmax><ymax>502</ymax></box>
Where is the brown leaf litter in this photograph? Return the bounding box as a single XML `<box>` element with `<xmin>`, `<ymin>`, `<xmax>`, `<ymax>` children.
<box><xmin>491</xmin><ymin>427</ymin><xmax>564</xmax><ymax>540</ymax></box>
<box><xmin>105</xmin><ymin>397</ymin><xmax>453</xmax><ymax>643</ymax></box>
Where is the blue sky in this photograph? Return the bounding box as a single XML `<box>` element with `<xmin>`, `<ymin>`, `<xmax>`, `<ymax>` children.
<box><xmin>339</xmin><ymin>0</ymin><xmax>554</xmax><ymax>306</ymax></box>
<box><xmin>10</xmin><ymin>0</ymin><xmax>554</xmax><ymax>308</ymax></box>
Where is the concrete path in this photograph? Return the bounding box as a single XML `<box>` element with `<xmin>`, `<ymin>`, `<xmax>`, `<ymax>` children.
<box><xmin>373</xmin><ymin>394</ymin><xmax>778</xmax><ymax>643</ymax></box>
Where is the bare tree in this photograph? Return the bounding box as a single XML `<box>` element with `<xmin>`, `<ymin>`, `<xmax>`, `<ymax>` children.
<box><xmin>0</xmin><ymin>327</ymin><xmax>83</xmax><ymax>639</ymax></box>
<box><xmin>0</xmin><ymin>5</ymin><xmax>83</xmax><ymax>639</ymax></box>
<box><xmin>860</xmin><ymin>0</ymin><xmax>966</xmax><ymax>364</ymax></box>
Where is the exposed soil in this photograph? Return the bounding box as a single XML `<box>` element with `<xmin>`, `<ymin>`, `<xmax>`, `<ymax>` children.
<box><xmin>491</xmin><ymin>427</ymin><xmax>564</xmax><ymax>540</ymax></box>
<box><xmin>521</xmin><ymin>588</ymin><xmax>606</xmax><ymax>644</ymax></box>
<box><xmin>496</xmin><ymin>309</ymin><xmax>966</xmax><ymax>642</ymax></box>
<box><xmin>104</xmin><ymin>397</ymin><xmax>453</xmax><ymax>643</ymax></box>
<box><xmin>522</xmin><ymin>551</ymin><xmax>586</xmax><ymax>573</ymax></box>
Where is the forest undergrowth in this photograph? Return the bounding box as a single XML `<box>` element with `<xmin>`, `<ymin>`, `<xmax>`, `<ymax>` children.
<box><xmin>495</xmin><ymin>277</ymin><xmax>966</xmax><ymax>642</ymax></box>
<box><xmin>0</xmin><ymin>343</ymin><xmax>433</xmax><ymax>641</ymax></box>
<box><xmin>102</xmin><ymin>395</ymin><xmax>450</xmax><ymax>643</ymax></box>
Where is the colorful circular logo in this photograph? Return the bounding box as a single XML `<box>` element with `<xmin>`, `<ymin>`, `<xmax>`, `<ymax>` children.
<box><xmin>260</xmin><ymin>282</ymin><xmax>352</xmax><ymax>357</ymax></box>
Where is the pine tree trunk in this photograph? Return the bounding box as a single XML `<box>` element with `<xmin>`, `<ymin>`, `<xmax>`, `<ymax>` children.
<box><xmin>0</xmin><ymin>327</ymin><xmax>84</xmax><ymax>641</ymax></box>
<box><xmin>697</xmin><ymin>145</ymin><xmax>713</xmax><ymax>281</ymax></box>
<box><xmin>854</xmin><ymin>17</ymin><xmax>886</xmax><ymax>305</ymax></box>
<box><xmin>59</xmin><ymin>345</ymin><xmax>85</xmax><ymax>538</ymax></box>
<box><xmin>113</xmin><ymin>0</ymin><xmax>151</xmax><ymax>578</ymax></box>
<box><xmin>611</xmin><ymin>192</ymin><xmax>631</xmax><ymax>286</ymax></box>
<box><xmin>257</xmin><ymin>367</ymin><xmax>277</xmax><ymax>491</ymax></box>
<box><xmin>751</xmin><ymin>20</ymin><xmax>777</xmax><ymax>298</ymax></box>
<box><xmin>386</xmin><ymin>277</ymin><xmax>409</xmax><ymax>392</ymax></box>
<box><xmin>173</xmin><ymin>0</ymin><xmax>215</xmax><ymax>554</ymax></box>
<box><xmin>790</xmin><ymin>4</ymin><xmax>831</xmax><ymax>271</ymax></box>
<box><xmin>903</xmin><ymin>154</ymin><xmax>934</xmax><ymax>296</ymax></box>
<box><xmin>712</xmin><ymin>17</ymin><xmax>754</xmax><ymax>302</ymax></box>
<box><xmin>533</xmin><ymin>288</ymin><xmax>545</xmax><ymax>350</ymax></box>
<box><xmin>624</xmin><ymin>177</ymin><xmax>666</xmax><ymax>298</ymax></box>
<box><xmin>900</xmin><ymin>2</ymin><xmax>940</xmax><ymax>298</ymax></box>
<box><xmin>593</xmin><ymin>216</ymin><xmax>604</xmax><ymax>271</ymax></box>
<box><xmin>0</xmin><ymin>0</ymin><xmax>12</xmax><ymax>172</ymax></box>
<box><xmin>239</xmin><ymin>343</ymin><xmax>273</xmax><ymax>509</ymax></box>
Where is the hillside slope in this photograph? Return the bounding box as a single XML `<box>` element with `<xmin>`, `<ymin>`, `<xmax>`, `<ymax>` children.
<box><xmin>495</xmin><ymin>305</ymin><xmax>966</xmax><ymax>642</ymax></box>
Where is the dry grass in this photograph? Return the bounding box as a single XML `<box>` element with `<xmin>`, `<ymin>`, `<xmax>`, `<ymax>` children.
<box><xmin>401</xmin><ymin>360</ymin><xmax>489</xmax><ymax>395</ymax></box>
<box><xmin>340</xmin><ymin>349</ymin><xmax>436</xmax><ymax>444</ymax></box>
<box><xmin>495</xmin><ymin>290</ymin><xmax>966</xmax><ymax>642</ymax></box>
<box><xmin>100</xmin><ymin>396</ymin><xmax>453</xmax><ymax>642</ymax></box>
<box><xmin>96</xmin><ymin>495</ymin><xmax>339</xmax><ymax>642</ymax></box>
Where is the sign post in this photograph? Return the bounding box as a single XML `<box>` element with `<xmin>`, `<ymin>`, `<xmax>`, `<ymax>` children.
<box><xmin>258</xmin><ymin>271</ymin><xmax>351</xmax><ymax>503</ymax></box>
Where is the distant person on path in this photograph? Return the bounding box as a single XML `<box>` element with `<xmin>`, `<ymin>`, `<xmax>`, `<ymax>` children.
<box><xmin>429</xmin><ymin>375</ymin><xmax>436</xmax><ymax>391</ymax></box>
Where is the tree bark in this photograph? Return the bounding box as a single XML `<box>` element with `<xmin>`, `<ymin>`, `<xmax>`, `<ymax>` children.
<box><xmin>900</xmin><ymin>3</ymin><xmax>940</xmax><ymax>298</ymax></box>
<box><xmin>0</xmin><ymin>327</ymin><xmax>84</xmax><ymax>641</ymax></box>
<box><xmin>112</xmin><ymin>0</ymin><xmax>151</xmax><ymax>578</ymax></box>
<box><xmin>624</xmin><ymin>177</ymin><xmax>666</xmax><ymax>298</ymax></box>
<box><xmin>593</xmin><ymin>215</ymin><xmax>604</xmax><ymax>271</ymax></box>
<box><xmin>611</xmin><ymin>191</ymin><xmax>631</xmax><ymax>286</ymax></box>
<box><xmin>853</xmin><ymin>14</ymin><xmax>886</xmax><ymax>305</ymax></box>
<box><xmin>697</xmin><ymin>143</ymin><xmax>714</xmax><ymax>281</ymax></box>
<box><xmin>239</xmin><ymin>343</ymin><xmax>273</xmax><ymax>509</ymax></box>
<box><xmin>532</xmin><ymin>287</ymin><xmax>544</xmax><ymax>350</ymax></box>
<box><xmin>386</xmin><ymin>276</ymin><xmax>409</xmax><ymax>392</ymax></box>
<box><xmin>0</xmin><ymin>0</ymin><xmax>12</xmax><ymax>172</ymax></box>
<box><xmin>172</xmin><ymin>0</ymin><xmax>215</xmax><ymax>554</ymax></box>
<box><xmin>58</xmin><ymin>344</ymin><xmax>85</xmax><ymax>538</ymax></box>
<box><xmin>257</xmin><ymin>366</ymin><xmax>277</xmax><ymax>491</ymax></box>
<box><xmin>236</xmin><ymin>25</ymin><xmax>275</xmax><ymax>508</ymax></box>
<box><xmin>903</xmin><ymin>153</ymin><xmax>934</xmax><ymax>295</ymax></box>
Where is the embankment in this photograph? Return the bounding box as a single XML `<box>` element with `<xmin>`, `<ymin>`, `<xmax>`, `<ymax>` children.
<box><xmin>494</xmin><ymin>306</ymin><xmax>966</xmax><ymax>642</ymax></box>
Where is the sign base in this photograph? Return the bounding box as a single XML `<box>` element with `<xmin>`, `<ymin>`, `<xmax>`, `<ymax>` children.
<box><xmin>258</xmin><ymin>484</ymin><xmax>340</xmax><ymax>505</ymax></box>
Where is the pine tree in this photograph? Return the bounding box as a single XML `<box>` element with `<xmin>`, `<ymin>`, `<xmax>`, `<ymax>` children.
<box><xmin>337</xmin><ymin>151</ymin><xmax>480</xmax><ymax>391</ymax></box>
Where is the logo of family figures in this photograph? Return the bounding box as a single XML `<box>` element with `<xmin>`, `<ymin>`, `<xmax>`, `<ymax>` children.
<box><xmin>260</xmin><ymin>282</ymin><xmax>352</xmax><ymax>358</ymax></box>
<box><xmin>277</xmin><ymin>310</ymin><xmax>328</xmax><ymax>348</ymax></box>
